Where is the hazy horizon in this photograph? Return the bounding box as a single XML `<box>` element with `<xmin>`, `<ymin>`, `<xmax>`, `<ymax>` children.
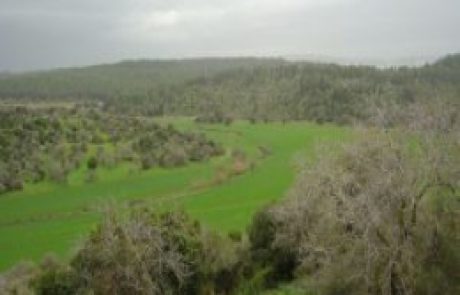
<box><xmin>0</xmin><ymin>54</ymin><xmax>449</xmax><ymax>75</ymax></box>
<box><xmin>2</xmin><ymin>0</ymin><xmax>460</xmax><ymax>72</ymax></box>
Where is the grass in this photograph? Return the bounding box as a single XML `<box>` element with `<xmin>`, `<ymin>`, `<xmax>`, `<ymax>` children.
<box><xmin>0</xmin><ymin>119</ymin><xmax>348</xmax><ymax>271</ymax></box>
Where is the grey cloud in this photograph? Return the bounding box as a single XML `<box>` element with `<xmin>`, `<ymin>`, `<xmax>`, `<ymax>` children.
<box><xmin>1</xmin><ymin>0</ymin><xmax>459</xmax><ymax>71</ymax></box>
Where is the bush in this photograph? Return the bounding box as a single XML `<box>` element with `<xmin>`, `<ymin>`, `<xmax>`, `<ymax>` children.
<box><xmin>140</xmin><ymin>154</ymin><xmax>156</xmax><ymax>170</ymax></box>
<box><xmin>48</xmin><ymin>162</ymin><xmax>67</xmax><ymax>183</ymax></box>
<box><xmin>133</xmin><ymin>129</ymin><xmax>223</xmax><ymax>170</ymax></box>
<box><xmin>68</xmin><ymin>208</ymin><xmax>242</xmax><ymax>295</ymax></box>
<box><xmin>4</xmin><ymin>176</ymin><xmax>23</xmax><ymax>191</ymax></box>
<box><xmin>160</xmin><ymin>146</ymin><xmax>187</xmax><ymax>167</ymax></box>
<box><xmin>248</xmin><ymin>210</ymin><xmax>298</xmax><ymax>287</ymax></box>
<box><xmin>0</xmin><ymin>262</ymin><xmax>37</xmax><ymax>294</ymax></box>
<box><xmin>71</xmin><ymin>210</ymin><xmax>192</xmax><ymax>294</ymax></box>
<box><xmin>228</xmin><ymin>230</ymin><xmax>242</xmax><ymax>242</ymax></box>
<box><xmin>32</xmin><ymin>256</ymin><xmax>79</xmax><ymax>295</ymax></box>
<box><xmin>86</xmin><ymin>156</ymin><xmax>98</xmax><ymax>170</ymax></box>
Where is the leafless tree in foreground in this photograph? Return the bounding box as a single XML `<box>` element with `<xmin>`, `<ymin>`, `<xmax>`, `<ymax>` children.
<box><xmin>268</xmin><ymin>101</ymin><xmax>459</xmax><ymax>295</ymax></box>
<box><xmin>72</xmin><ymin>209</ymin><xmax>193</xmax><ymax>295</ymax></box>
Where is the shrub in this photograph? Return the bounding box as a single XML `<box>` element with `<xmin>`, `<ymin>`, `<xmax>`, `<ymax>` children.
<box><xmin>4</xmin><ymin>176</ymin><xmax>23</xmax><ymax>191</ymax></box>
<box><xmin>0</xmin><ymin>262</ymin><xmax>37</xmax><ymax>294</ymax></box>
<box><xmin>86</xmin><ymin>156</ymin><xmax>98</xmax><ymax>170</ymax></box>
<box><xmin>228</xmin><ymin>230</ymin><xmax>242</xmax><ymax>242</ymax></box>
<box><xmin>68</xmin><ymin>208</ymin><xmax>242</xmax><ymax>295</ymax></box>
<box><xmin>70</xmin><ymin>210</ymin><xmax>192</xmax><ymax>294</ymax></box>
<box><xmin>160</xmin><ymin>146</ymin><xmax>187</xmax><ymax>167</ymax></box>
<box><xmin>248</xmin><ymin>210</ymin><xmax>298</xmax><ymax>287</ymax></box>
<box><xmin>140</xmin><ymin>154</ymin><xmax>156</xmax><ymax>170</ymax></box>
<box><xmin>32</xmin><ymin>256</ymin><xmax>79</xmax><ymax>295</ymax></box>
<box><xmin>48</xmin><ymin>162</ymin><xmax>67</xmax><ymax>183</ymax></box>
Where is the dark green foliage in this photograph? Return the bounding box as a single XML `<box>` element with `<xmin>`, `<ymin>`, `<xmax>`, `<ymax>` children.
<box><xmin>31</xmin><ymin>255</ymin><xmax>80</xmax><ymax>295</ymax></box>
<box><xmin>249</xmin><ymin>210</ymin><xmax>276</xmax><ymax>254</ymax></box>
<box><xmin>228</xmin><ymin>230</ymin><xmax>242</xmax><ymax>242</ymax></box>
<box><xmin>140</xmin><ymin>154</ymin><xmax>156</xmax><ymax>170</ymax></box>
<box><xmin>86</xmin><ymin>156</ymin><xmax>98</xmax><ymax>170</ymax></box>
<box><xmin>247</xmin><ymin>210</ymin><xmax>298</xmax><ymax>287</ymax></box>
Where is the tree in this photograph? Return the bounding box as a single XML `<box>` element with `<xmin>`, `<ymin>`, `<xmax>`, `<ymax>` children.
<box><xmin>261</xmin><ymin>128</ymin><xmax>459</xmax><ymax>295</ymax></box>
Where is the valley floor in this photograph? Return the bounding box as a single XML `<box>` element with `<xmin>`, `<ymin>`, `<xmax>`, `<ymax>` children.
<box><xmin>0</xmin><ymin>118</ymin><xmax>348</xmax><ymax>271</ymax></box>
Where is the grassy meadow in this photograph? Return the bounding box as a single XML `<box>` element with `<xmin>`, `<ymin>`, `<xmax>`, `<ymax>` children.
<box><xmin>0</xmin><ymin>118</ymin><xmax>348</xmax><ymax>271</ymax></box>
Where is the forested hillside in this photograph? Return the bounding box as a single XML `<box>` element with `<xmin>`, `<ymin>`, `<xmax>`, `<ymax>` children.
<box><xmin>0</xmin><ymin>58</ymin><xmax>282</xmax><ymax>101</ymax></box>
<box><xmin>1</xmin><ymin>55</ymin><xmax>460</xmax><ymax>124</ymax></box>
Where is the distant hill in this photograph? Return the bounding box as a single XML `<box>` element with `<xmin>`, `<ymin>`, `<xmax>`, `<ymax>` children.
<box><xmin>433</xmin><ymin>53</ymin><xmax>460</xmax><ymax>67</ymax></box>
<box><xmin>0</xmin><ymin>57</ymin><xmax>284</xmax><ymax>100</ymax></box>
<box><xmin>0</xmin><ymin>55</ymin><xmax>458</xmax><ymax>124</ymax></box>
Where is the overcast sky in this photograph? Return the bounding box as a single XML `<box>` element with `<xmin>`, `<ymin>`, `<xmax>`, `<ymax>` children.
<box><xmin>1</xmin><ymin>0</ymin><xmax>460</xmax><ymax>71</ymax></box>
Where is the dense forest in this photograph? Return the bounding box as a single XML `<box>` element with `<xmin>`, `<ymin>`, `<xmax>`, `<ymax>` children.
<box><xmin>1</xmin><ymin>55</ymin><xmax>460</xmax><ymax>125</ymax></box>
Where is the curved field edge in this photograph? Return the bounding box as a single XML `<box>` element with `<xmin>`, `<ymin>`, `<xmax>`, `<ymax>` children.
<box><xmin>0</xmin><ymin>119</ymin><xmax>349</xmax><ymax>271</ymax></box>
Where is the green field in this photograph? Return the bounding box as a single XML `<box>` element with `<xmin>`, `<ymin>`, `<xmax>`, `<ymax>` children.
<box><xmin>0</xmin><ymin>119</ymin><xmax>348</xmax><ymax>271</ymax></box>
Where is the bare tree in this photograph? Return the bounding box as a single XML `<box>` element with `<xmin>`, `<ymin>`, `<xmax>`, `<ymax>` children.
<box><xmin>72</xmin><ymin>208</ymin><xmax>192</xmax><ymax>295</ymax></box>
<box><xmin>268</xmin><ymin>122</ymin><xmax>459</xmax><ymax>295</ymax></box>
